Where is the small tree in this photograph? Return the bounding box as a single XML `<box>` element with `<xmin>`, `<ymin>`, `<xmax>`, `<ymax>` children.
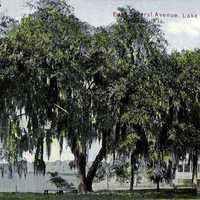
<box><xmin>49</xmin><ymin>172</ymin><xmax>73</xmax><ymax>189</ymax></box>
<box><xmin>147</xmin><ymin>159</ymin><xmax>172</xmax><ymax>191</ymax></box>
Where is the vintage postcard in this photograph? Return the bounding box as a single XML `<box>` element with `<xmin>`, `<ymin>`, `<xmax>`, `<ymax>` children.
<box><xmin>0</xmin><ymin>0</ymin><xmax>199</xmax><ymax>199</ymax></box>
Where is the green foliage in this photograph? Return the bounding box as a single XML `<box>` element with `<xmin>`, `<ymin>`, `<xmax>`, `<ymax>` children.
<box><xmin>49</xmin><ymin>176</ymin><xmax>72</xmax><ymax>189</ymax></box>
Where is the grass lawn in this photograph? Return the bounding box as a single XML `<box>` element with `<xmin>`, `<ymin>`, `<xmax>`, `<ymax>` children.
<box><xmin>0</xmin><ymin>190</ymin><xmax>199</xmax><ymax>200</ymax></box>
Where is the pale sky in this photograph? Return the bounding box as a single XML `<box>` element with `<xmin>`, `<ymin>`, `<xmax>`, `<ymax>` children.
<box><xmin>1</xmin><ymin>0</ymin><xmax>200</xmax><ymax>51</ymax></box>
<box><xmin>1</xmin><ymin>0</ymin><xmax>200</xmax><ymax>161</ymax></box>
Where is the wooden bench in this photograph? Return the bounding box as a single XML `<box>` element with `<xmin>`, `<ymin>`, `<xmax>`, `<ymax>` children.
<box><xmin>44</xmin><ymin>189</ymin><xmax>64</xmax><ymax>195</ymax></box>
<box><xmin>44</xmin><ymin>188</ymin><xmax>77</xmax><ymax>195</ymax></box>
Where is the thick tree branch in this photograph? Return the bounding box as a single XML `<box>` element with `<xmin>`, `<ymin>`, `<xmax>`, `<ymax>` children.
<box><xmin>54</xmin><ymin>103</ymin><xmax>68</xmax><ymax>114</ymax></box>
<box><xmin>86</xmin><ymin>130</ymin><xmax>108</xmax><ymax>182</ymax></box>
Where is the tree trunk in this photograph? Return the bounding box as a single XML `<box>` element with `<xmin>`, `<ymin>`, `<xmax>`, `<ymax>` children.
<box><xmin>156</xmin><ymin>180</ymin><xmax>160</xmax><ymax>192</ymax></box>
<box><xmin>192</xmin><ymin>149</ymin><xmax>198</xmax><ymax>189</ymax></box>
<box><xmin>86</xmin><ymin>130</ymin><xmax>108</xmax><ymax>191</ymax></box>
<box><xmin>172</xmin><ymin>153</ymin><xmax>179</xmax><ymax>179</ymax></box>
<box><xmin>130</xmin><ymin>152</ymin><xmax>135</xmax><ymax>191</ymax></box>
<box><xmin>76</xmin><ymin>130</ymin><xmax>108</xmax><ymax>193</ymax></box>
<box><xmin>78</xmin><ymin>175</ymin><xmax>92</xmax><ymax>193</ymax></box>
<box><xmin>75</xmin><ymin>151</ymin><xmax>88</xmax><ymax>193</ymax></box>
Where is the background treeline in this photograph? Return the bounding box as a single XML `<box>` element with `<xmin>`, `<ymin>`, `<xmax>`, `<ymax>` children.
<box><xmin>0</xmin><ymin>0</ymin><xmax>200</xmax><ymax>193</ymax></box>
